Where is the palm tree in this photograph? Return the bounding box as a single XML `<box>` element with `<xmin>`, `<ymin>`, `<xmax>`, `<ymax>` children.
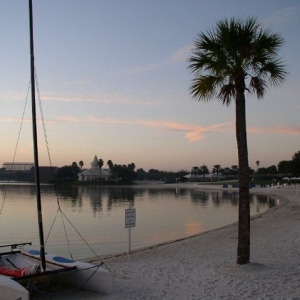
<box><xmin>231</xmin><ymin>165</ymin><xmax>239</xmax><ymax>178</ymax></box>
<box><xmin>79</xmin><ymin>160</ymin><xmax>84</xmax><ymax>170</ymax></box>
<box><xmin>212</xmin><ymin>164</ymin><xmax>222</xmax><ymax>181</ymax></box>
<box><xmin>107</xmin><ymin>160</ymin><xmax>113</xmax><ymax>170</ymax></box>
<box><xmin>256</xmin><ymin>160</ymin><xmax>260</xmax><ymax>172</ymax></box>
<box><xmin>107</xmin><ymin>160</ymin><xmax>114</xmax><ymax>180</ymax></box>
<box><xmin>98</xmin><ymin>158</ymin><xmax>104</xmax><ymax>180</ymax></box>
<box><xmin>71</xmin><ymin>162</ymin><xmax>79</xmax><ymax>180</ymax></box>
<box><xmin>188</xmin><ymin>17</ymin><xmax>287</xmax><ymax>264</ymax></box>
<box><xmin>191</xmin><ymin>166</ymin><xmax>199</xmax><ymax>181</ymax></box>
<box><xmin>223</xmin><ymin>167</ymin><xmax>231</xmax><ymax>176</ymax></box>
<box><xmin>128</xmin><ymin>162</ymin><xmax>136</xmax><ymax>171</ymax></box>
<box><xmin>199</xmin><ymin>164</ymin><xmax>209</xmax><ymax>181</ymax></box>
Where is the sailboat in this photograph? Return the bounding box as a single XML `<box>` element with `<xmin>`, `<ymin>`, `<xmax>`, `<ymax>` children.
<box><xmin>0</xmin><ymin>1</ymin><xmax>113</xmax><ymax>299</ymax></box>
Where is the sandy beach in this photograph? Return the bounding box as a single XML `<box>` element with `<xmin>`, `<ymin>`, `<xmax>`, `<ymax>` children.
<box><xmin>32</xmin><ymin>184</ymin><xmax>300</xmax><ymax>299</ymax></box>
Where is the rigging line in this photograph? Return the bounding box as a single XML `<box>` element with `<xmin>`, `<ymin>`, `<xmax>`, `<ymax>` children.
<box><xmin>34</xmin><ymin>69</ymin><xmax>73</xmax><ymax>258</ymax></box>
<box><xmin>44</xmin><ymin>206</ymin><xmax>74</xmax><ymax>261</ymax></box>
<box><xmin>0</xmin><ymin>81</ymin><xmax>31</xmax><ymax>215</ymax></box>
<box><xmin>34</xmin><ymin>67</ymin><xmax>55</xmax><ymax>184</ymax></box>
<box><xmin>34</xmin><ymin>69</ymin><xmax>102</xmax><ymax>261</ymax></box>
<box><xmin>58</xmin><ymin>209</ymin><xmax>102</xmax><ymax>260</ymax></box>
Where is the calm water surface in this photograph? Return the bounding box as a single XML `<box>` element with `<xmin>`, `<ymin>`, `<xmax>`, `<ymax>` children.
<box><xmin>0</xmin><ymin>183</ymin><xmax>278</xmax><ymax>260</ymax></box>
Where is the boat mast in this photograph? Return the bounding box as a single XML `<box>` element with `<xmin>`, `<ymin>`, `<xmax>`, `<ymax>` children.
<box><xmin>28</xmin><ymin>0</ymin><xmax>46</xmax><ymax>272</ymax></box>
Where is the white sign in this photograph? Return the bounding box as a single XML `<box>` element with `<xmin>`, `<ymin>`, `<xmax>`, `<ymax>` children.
<box><xmin>125</xmin><ymin>208</ymin><xmax>136</xmax><ymax>228</ymax></box>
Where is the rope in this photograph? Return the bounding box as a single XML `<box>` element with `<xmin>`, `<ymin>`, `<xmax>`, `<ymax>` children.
<box><xmin>44</xmin><ymin>206</ymin><xmax>74</xmax><ymax>260</ymax></box>
<box><xmin>0</xmin><ymin>81</ymin><xmax>31</xmax><ymax>215</ymax></box>
<box><xmin>34</xmin><ymin>68</ymin><xmax>102</xmax><ymax>262</ymax></box>
<box><xmin>34</xmin><ymin>69</ymin><xmax>74</xmax><ymax>258</ymax></box>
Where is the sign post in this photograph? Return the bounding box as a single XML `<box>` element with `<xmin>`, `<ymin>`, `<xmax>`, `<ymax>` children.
<box><xmin>125</xmin><ymin>204</ymin><xmax>136</xmax><ymax>253</ymax></box>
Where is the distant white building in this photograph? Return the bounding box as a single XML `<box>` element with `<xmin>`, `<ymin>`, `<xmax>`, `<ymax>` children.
<box><xmin>78</xmin><ymin>155</ymin><xmax>111</xmax><ymax>181</ymax></box>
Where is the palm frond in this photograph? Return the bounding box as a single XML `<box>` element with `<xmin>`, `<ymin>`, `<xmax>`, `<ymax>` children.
<box><xmin>190</xmin><ymin>75</ymin><xmax>222</xmax><ymax>102</ymax></box>
<box><xmin>249</xmin><ymin>76</ymin><xmax>266</xmax><ymax>99</ymax></box>
<box><xmin>218</xmin><ymin>83</ymin><xmax>235</xmax><ymax>105</ymax></box>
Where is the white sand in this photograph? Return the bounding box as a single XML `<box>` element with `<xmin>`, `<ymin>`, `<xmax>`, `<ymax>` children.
<box><xmin>32</xmin><ymin>185</ymin><xmax>300</xmax><ymax>299</ymax></box>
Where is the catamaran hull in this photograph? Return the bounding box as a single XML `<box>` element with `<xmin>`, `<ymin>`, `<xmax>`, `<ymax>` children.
<box><xmin>21</xmin><ymin>249</ymin><xmax>113</xmax><ymax>295</ymax></box>
<box><xmin>0</xmin><ymin>274</ymin><xmax>29</xmax><ymax>300</ymax></box>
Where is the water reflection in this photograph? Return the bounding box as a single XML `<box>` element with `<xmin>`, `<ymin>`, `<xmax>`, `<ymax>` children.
<box><xmin>0</xmin><ymin>184</ymin><xmax>278</xmax><ymax>214</ymax></box>
<box><xmin>0</xmin><ymin>183</ymin><xmax>278</xmax><ymax>259</ymax></box>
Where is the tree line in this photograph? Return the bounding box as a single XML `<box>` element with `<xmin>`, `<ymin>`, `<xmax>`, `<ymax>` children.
<box><xmin>54</xmin><ymin>150</ymin><xmax>300</xmax><ymax>183</ymax></box>
<box><xmin>257</xmin><ymin>151</ymin><xmax>300</xmax><ymax>177</ymax></box>
<box><xmin>190</xmin><ymin>150</ymin><xmax>300</xmax><ymax>180</ymax></box>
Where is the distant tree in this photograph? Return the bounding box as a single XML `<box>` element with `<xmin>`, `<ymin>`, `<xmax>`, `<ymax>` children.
<box><xmin>98</xmin><ymin>158</ymin><xmax>104</xmax><ymax>180</ymax></box>
<box><xmin>107</xmin><ymin>160</ymin><xmax>113</xmax><ymax>170</ymax></box>
<box><xmin>136</xmin><ymin>168</ymin><xmax>148</xmax><ymax>180</ymax></box>
<box><xmin>57</xmin><ymin>163</ymin><xmax>79</xmax><ymax>181</ymax></box>
<box><xmin>175</xmin><ymin>170</ymin><xmax>190</xmax><ymax>182</ymax></box>
<box><xmin>223</xmin><ymin>167</ymin><xmax>231</xmax><ymax>176</ymax></box>
<box><xmin>106</xmin><ymin>160</ymin><xmax>114</xmax><ymax>179</ymax></box>
<box><xmin>231</xmin><ymin>165</ymin><xmax>239</xmax><ymax>174</ymax></box>
<box><xmin>56</xmin><ymin>166</ymin><xmax>73</xmax><ymax>180</ymax></box>
<box><xmin>278</xmin><ymin>160</ymin><xmax>292</xmax><ymax>175</ymax></box>
<box><xmin>127</xmin><ymin>163</ymin><xmax>137</xmax><ymax>181</ymax></box>
<box><xmin>256</xmin><ymin>161</ymin><xmax>260</xmax><ymax>172</ymax></box>
<box><xmin>71</xmin><ymin>162</ymin><xmax>80</xmax><ymax>175</ymax></box>
<box><xmin>79</xmin><ymin>160</ymin><xmax>84</xmax><ymax>170</ymax></box>
<box><xmin>128</xmin><ymin>163</ymin><xmax>136</xmax><ymax>171</ymax></box>
<box><xmin>291</xmin><ymin>151</ymin><xmax>300</xmax><ymax>175</ymax></box>
<box><xmin>199</xmin><ymin>164</ymin><xmax>209</xmax><ymax>181</ymax></box>
<box><xmin>249</xmin><ymin>167</ymin><xmax>255</xmax><ymax>176</ymax></box>
<box><xmin>191</xmin><ymin>166</ymin><xmax>199</xmax><ymax>180</ymax></box>
<box><xmin>266</xmin><ymin>165</ymin><xmax>277</xmax><ymax>175</ymax></box>
<box><xmin>257</xmin><ymin>167</ymin><xmax>267</xmax><ymax>175</ymax></box>
<box><xmin>148</xmin><ymin>169</ymin><xmax>162</xmax><ymax>181</ymax></box>
<box><xmin>188</xmin><ymin>17</ymin><xmax>287</xmax><ymax>264</ymax></box>
<box><xmin>212</xmin><ymin>164</ymin><xmax>222</xmax><ymax>181</ymax></box>
<box><xmin>112</xmin><ymin>163</ymin><xmax>137</xmax><ymax>182</ymax></box>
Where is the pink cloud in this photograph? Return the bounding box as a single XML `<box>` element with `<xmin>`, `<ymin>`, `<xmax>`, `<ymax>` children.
<box><xmin>137</xmin><ymin>119</ymin><xmax>231</xmax><ymax>142</ymax></box>
<box><xmin>249</xmin><ymin>126</ymin><xmax>300</xmax><ymax>135</ymax></box>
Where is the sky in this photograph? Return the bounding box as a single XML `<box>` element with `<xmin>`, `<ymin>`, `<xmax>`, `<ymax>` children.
<box><xmin>0</xmin><ymin>0</ymin><xmax>299</xmax><ymax>172</ymax></box>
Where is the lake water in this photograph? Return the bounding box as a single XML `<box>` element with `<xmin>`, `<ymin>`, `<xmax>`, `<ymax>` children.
<box><xmin>0</xmin><ymin>182</ymin><xmax>278</xmax><ymax>260</ymax></box>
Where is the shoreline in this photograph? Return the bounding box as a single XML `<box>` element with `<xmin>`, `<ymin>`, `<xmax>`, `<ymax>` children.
<box><xmin>32</xmin><ymin>184</ymin><xmax>300</xmax><ymax>299</ymax></box>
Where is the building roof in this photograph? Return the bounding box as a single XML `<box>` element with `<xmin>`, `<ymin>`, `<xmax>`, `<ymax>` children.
<box><xmin>78</xmin><ymin>155</ymin><xmax>111</xmax><ymax>177</ymax></box>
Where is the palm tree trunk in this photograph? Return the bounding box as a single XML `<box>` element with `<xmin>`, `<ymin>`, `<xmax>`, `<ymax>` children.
<box><xmin>235</xmin><ymin>88</ymin><xmax>250</xmax><ymax>264</ymax></box>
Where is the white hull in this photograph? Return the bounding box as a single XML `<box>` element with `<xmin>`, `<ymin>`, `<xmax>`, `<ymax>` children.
<box><xmin>0</xmin><ymin>274</ymin><xmax>29</xmax><ymax>300</ymax></box>
<box><xmin>0</xmin><ymin>249</ymin><xmax>113</xmax><ymax>298</ymax></box>
<box><xmin>21</xmin><ymin>249</ymin><xmax>114</xmax><ymax>295</ymax></box>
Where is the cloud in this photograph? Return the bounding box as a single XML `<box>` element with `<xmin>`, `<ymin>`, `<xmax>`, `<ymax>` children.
<box><xmin>116</xmin><ymin>44</ymin><xmax>193</xmax><ymax>75</ymax></box>
<box><xmin>5</xmin><ymin>113</ymin><xmax>300</xmax><ymax>142</ymax></box>
<box><xmin>264</xmin><ymin>6</ymin><xmax>298</xmax><ymax>26</ymax></box>
<box><xmin>56</xmin><ymin>116</ymin><xmax>82</xmax><ymax>123</ymax></box>
<box><xmin>60</xmin><ymin>118</ymin><xmax>300</xmax><ymax>141</ymax></box>
<box><xmin>138</xmin><ymin>119</ymin><xmax>231</xmax><ymax>142</ymax></box>
<box><xmin>87</xmin><ymin>117</ymin><xmax>133</xmax><ymax>126</ymax></box>
<box><xmin>49</xmin><ymin>115</ymin><xmax>230</xmax><ymax>141</ymax></box>
<box><xmin>84</xmin><ymin>117</ymin><xmax>232</xmax><ymax>142</ymax></box>
<box><xmin>0</xmin><ymin>90</ymin><xmax>162</xmax><ymax>106</ymax></box>
<box><xmin>249</xmin><ymin>126</ymin><xmax>300</xmax><ymax>135</ymax></box>
<box><xmin>167</xmin><ymin>44</ymin><xmax>193</xmax><ymax>63</ymax></box>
